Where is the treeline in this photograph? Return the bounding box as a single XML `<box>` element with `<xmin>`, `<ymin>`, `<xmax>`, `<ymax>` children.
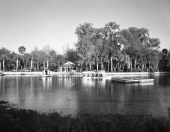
<box><xmin>75</xmin><ymin>22</ymin><xmax>170</xmax><ymax>72</ymax></box>
<box><xmin>0</xmin><ymin>22</ymin><xmax>170</xmax><ymax>72</ymax></box>
<box><xmin>0</xmin><ymin>45</ymin><xmax>71</xmax><ymax>71</ymax></box>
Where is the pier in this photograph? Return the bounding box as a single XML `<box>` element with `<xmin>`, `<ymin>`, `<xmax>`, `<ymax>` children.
<box><xmin>111</xmin><ymin>78</ymin><xmax>154</xmax><ymax>84</ymax></box>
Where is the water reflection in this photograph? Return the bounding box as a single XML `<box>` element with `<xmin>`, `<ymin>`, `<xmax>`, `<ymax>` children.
<box><xmin>0</xmin><ymin>75</ymin><xmax>170</xmax><ymax>117</ymax></box>
<box><xmin>42</xmin><ymin>77</ymin><xmax>52</xmax><ymax>90</ymax></box>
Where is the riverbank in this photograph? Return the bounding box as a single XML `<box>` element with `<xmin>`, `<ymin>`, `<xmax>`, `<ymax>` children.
<box><xmin>1</xmin><ymin>71</ymin><xmax>83</xmax><ymax>76</ymax></box>
<box><xmin>1</xmin><ymin>71</ymin><xmax>170</xmax><ymax>76</ymax></box>
<box><xmin>0</xmin><ymin>101</ymin><xmax>169</xmax><ymax>132</ymax></box>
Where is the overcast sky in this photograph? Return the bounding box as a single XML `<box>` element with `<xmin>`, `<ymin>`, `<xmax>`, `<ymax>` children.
<box><xmin>0</xmin><ymin>0</ymin><xmax>170</xmax><ymax>54</ymax></box>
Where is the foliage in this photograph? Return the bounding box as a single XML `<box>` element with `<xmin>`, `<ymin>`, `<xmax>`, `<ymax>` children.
<box><xmin>0</xmin><ymin>101</ymin><xmax>169</xmax><ymax>132</ymax></box>
<box><xmin>63</xmin><ymin>44</ymin><xmax>77</xmax><ymax>63</ymax></box>
<box><xmin>0</xmin><ymin>21</ymin><xmax>169</xmax><ymax>72</ymax></box>
<box><xmin>18</xmin><ymin>46</ymin><xmax>26</xmax><ymax>54</ymax></box>
<box><xmin>158</xmin><ymin>48</ymin><xmax>170</xmax><ymax>71</ymax></box>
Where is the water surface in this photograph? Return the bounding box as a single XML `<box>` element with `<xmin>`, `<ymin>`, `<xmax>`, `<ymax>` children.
<box><xmin>0</xmin><ymin>74</ymin><xmax>170</xmax><ymax>117</ymax></box>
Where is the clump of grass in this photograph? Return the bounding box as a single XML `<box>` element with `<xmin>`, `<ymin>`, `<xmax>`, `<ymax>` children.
<box><xmin>0</xmin><ymin>101</ymin><xmax>169</xmax><ymax>132</ymax></box>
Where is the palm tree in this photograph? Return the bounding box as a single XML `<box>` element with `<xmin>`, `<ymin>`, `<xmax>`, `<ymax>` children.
<box><xmin>18</xmin><ymin>46</ymin><xmax>26</xmax><ymax>69</ymax></box>
<box><xmin>104</xmin><ymin>22</ymin><xmax>121</xmax><ymax>72</ymax></box>
<box><xmin>30</xmin><ymin>46</ymin><xmax>39</xmax><ymax>71</ymax></box>
<box><xmin>24</xmin><ymin>53</ymin><xmax>31</xmax><ymax>70</ymax></box>
<box><xmin>10</xmin><ymin>52</ymin><xmax>18</xmax><ymax>71</ymax></box>
<box><xmin>18</xmin><ymin>46</ymin><xmax>26</xmax><ymax>54</ymax></box>
<box><xmin>0</xmin><ymin>48</ymin><xmax>10</xmax><ymax>71</ymax></box>
<box><xmin>90</xmin><ymin>28</ymin><xmax>108</xmax><ymax>71</ymax></box>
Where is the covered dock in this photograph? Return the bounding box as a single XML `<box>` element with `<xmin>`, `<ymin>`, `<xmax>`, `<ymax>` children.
<box><xmin>58</xmin><ymin>61</ymin><xmax>79</xmax><ymax>72</ymax></box>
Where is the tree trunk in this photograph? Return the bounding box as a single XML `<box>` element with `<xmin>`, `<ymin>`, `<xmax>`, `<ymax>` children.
<box><xmin>115</xmin><ymin>63</ymin><xmax>118</xmax><ymax>72</ymax></box>
<box><xmin>47</xmin><ymin>60</ymin><xmax>49</xmax><ymax>69</ymax></box>
<box><xmin>16</xmin><ymin>59</ymin><xmax>18</xmax><ymax>71</ymax></box>
<box><xmin>86</xmin><ymin>63</ymin><xmax>88</xmax><ymax>71</ymax></box>
<box><xmin>0</xmin><ymin>61</ymin><xmax>1</xmax><ymax>71</ymax></box>
<box><xmin>3</xmin><ymin>59</ymin><xmax>5</xmax><ymax>71</ymax></box>
<box><xmin>134</xmin><ymin>59</ymin><xmax>137</xmax><ymax>69</ymax></box>
<box><xmin>122</xmin><ymin>63</ymin><xmax>125</xmax><ymax>72</ymax></box>
<box><xmin>118</xmin><ymin>62</ymin><xmax>120</xmax><ymax>71</ymax></box>
<box><xmin>30</xmin><ymin>59</ymin><xmax>33</xmax><ymax>71</ymax></box>
<box><xmin>111</xmin><ymin>57</ymin><xmax>113</xmax><ymax>72</ymax></box>
<box><xmin>43</xmin><ymin>62</ymin><xmax>45</xmax><ymax>70</ymax></box>
<box><xmin>108</xmin><ymin>63</ymin><xmax>109</xmax><ymax>72</ymax></box>
<box><xmin>37</xmin><ymin>62</ymin><xmax>39</xmax><ymax>71</ymax></box>
<box><xmin>97</xmin><ymin>62</ymin><xmax>98</xmax><ymax>71</ymax></box>
<box><xmin>156</xmin><ymin>62</ymin><xmax>158</xmax><ymax>70</ymax></box>
<box><xmin>90</xmin><ymin>63</ymin><xmax>92</xmax><ymax>71</ymax></box>
<box><xmin>130</xmin><ymin>62</ymin><xmax>132</xmax><ymax>72</ymax></box>
<box><xmin>101</xmin><ymin>63</ymin><xmax>104</xmax><ymax>70</ymax></box>
<box><xmin>142</xmin><ymin>63</ymin><xmax>144</xmax><ymax>72</ymax></box>
<box><xmin>23</xmin><ymin>59</ymin><xmax>25</xmax><ymax>69</ymax></box>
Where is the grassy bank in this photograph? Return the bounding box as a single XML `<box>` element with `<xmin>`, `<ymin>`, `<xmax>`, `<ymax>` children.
<box><xmin>0</xmin><ymin>101</ymin><xmax>169</xmax><ymax>132</ymax></box>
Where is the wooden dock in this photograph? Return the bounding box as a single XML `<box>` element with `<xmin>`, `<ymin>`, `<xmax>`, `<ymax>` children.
<box><xmin>111</xmin><ymin>78</ymin><xmax>154</xmax><ymax>84</ymax></box>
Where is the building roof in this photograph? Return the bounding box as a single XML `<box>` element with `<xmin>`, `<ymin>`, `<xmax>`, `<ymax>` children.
<box><xmin>59</xmin><ymin>61</ymin><xmax>76</xmax><ymax>68</ymax></box>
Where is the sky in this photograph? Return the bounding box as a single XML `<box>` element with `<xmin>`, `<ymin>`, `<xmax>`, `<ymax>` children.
<box><xmin>0</xmin><ymin>0</ymin><xmax>170</xmax><ymax>54</ymax></box>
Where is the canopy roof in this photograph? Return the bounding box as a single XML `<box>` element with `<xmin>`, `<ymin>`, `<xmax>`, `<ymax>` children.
<box><xmin>59</xmin><ymin>61</ymin><xmax>76</xmax><ymax>68</ymax></box>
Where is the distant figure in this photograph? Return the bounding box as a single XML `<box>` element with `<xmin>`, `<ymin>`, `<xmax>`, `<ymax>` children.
<box><xmin>45</xmin><ymin>70</ymin><xmax>47</xmax><ymax>75</ymax></box>
<box><xmin>139</xmin><ymin>68</ymin><xmax>141</xmax><ymax>72</ymax></box>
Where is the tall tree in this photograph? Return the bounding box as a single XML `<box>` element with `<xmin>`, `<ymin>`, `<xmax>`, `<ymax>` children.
<box><xmin>30</xmin><ymin>46</ymin><xmax>39</xmax><ymax>71</ymax></box>
<box><xmin>75</xmin><ymin>22</ymin><xmax>94</xmax><ymax>71</ymax></box>
<box><xmin>119</xmin><ymin>27</ymin><xmax>160</xmax><ymax>71</ymax></box>
<box><xmin>158</xmin><ymin>49</ymin><xmax>169</xmax><ymax>71</ymax></box>
<box><xmin>18</xmin><ymin>46</ymin><xmax>26</xmax><ymax>69</ymax></box>
<box><xmin>90</xmin><ymin>28</ymin><xmax>107</xmax><ymax>71</ymax></box>
<box><xmin>104</xmin><ymin>22</ymin><xmax>121</xmax><ymax>72</ymax></box>
<box><xmin>0</xmin><ymin>47</ymin><xmax>10</xmax><ymax>71</ymax></box>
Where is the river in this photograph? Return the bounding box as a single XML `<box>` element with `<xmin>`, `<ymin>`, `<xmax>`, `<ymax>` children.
<box><xmin>0</xmin><ymin>74</ymin><xmax>170</xmax><ymax>117</ymax></box>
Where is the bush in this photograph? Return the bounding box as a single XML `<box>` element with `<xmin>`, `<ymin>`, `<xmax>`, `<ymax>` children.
<box><xmin>0</xmin><ymin>101</ymin><xmax>169</xmax><ymax>132</ymax></box>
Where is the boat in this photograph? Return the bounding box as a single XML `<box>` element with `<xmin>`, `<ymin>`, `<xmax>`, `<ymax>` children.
<box><xmin>42</xmin><ymin>70</ymin><xmax>52</xmax><ymax>77</ymax></box>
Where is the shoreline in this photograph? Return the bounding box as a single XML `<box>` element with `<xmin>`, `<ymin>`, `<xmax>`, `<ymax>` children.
<box><xmin>1</xmin><ymin>71</ymin><xmax>170</xmax><ymax>76</ymax></box>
